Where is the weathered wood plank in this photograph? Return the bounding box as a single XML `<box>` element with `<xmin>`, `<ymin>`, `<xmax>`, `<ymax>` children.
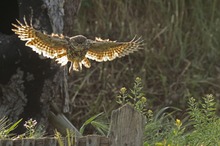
<box><xmin>34</xmin><ymin>138</ymin><xmax>45</xmax><ymax>146</ymax></box>
<box><xmin>12</xmin><ymin>140</ymin><xmax>21</xmax><ymax>146</ymax></box>
<box><xmin>44</xmin><ymin>138</ymin><xmax>58</xmax><ymax>146</ymax></box>
<box><xmin>0</xmin><ymin>140</ymin><xmax>13</xmax><ymax>146</ymax></box>
<box><xmin>0</xmin><ymin>138</ymin><xmax>59</xmax><ymax>146</ymax></box>
<box><xmin>108</xmin><ymin>104</ymin><xmax>146</xmax><ymax>146</ymax></box>
<box><xmin>76</xmin><ymin>135</ymin><xmax>110</xmax><ymax>146</ymax></box>
<box><xmin>22</xmin><ymin>139</ymin><xmax>35</xmax><ymax>146</ymax></box>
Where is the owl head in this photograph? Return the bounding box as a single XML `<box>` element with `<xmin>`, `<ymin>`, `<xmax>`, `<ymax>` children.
<box><xmin>69</xmin><ymin>35</ymin><xmax>89</xmax><ymax>51</ymax></box>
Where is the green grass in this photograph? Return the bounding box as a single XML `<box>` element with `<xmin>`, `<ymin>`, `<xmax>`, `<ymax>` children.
<box><xmin>1</xmin><ymin>80</ymin><xmax>220</xmax><ymax>145</ymax></box>
<box><xmin>1</xmin><ymin>78</ymin><xmax>219</xmax><ymax>145</ymax></box>
<box><xmin>67</xmin><ymin>0</ymin><xmax>220</xmax><ymax>127</ymax></box>
<box><xmin>114</xmin><ymin>78</ymin><xmax>220</xmax><ymax>145</ymax></box>
<box><xmin>0</xmin><ymin>118</ymin><xmax>45</xmax><ymax>139</ymax></box>
<box><xmin>0</xmin><ymin>117</ymin><xmax>22</xmax><ymax>139</ymax></box>
<box><xmin>69</xmin><ymin>77</ymin><xmax>220</xmax><ymax>145</ymax></box>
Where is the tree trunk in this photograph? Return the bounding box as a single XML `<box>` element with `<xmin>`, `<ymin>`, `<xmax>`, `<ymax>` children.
<box><xmin>0</xmin><ymin>0</ymin><xmax>81</xmax><ymax>134</ymax></box>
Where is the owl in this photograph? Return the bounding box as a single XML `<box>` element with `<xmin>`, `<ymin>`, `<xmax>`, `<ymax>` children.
<box><xmin>12</xmin><ymin>18</ymin><xmax>144</xmax><ymax>72</ymax></box>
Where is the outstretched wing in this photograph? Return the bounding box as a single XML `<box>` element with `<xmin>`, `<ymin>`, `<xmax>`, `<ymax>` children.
<box><xmin>85</xmin><ymin>37</ymin><xmax>144</xmax><ymax>62</ymax></box>
<box><xmin>12</xmin><ymin>18</ymin><xmax>68</xmax><ymax>65</ymax></box>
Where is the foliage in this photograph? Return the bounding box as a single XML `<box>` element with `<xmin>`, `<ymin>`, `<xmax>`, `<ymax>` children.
<box><xmin>68</xmin><ymin>1</ymin><xmax>220</xmax><ymax>143</ymax></box>
<box><xmin>0</xmin><ymin>118</ymin><xmax>45</xmax><ymax>139</ymax></box>
<box><xmin>68</xmin><ymin>0</ymin><xmax>220</xmax><ymax>127</ymax></box>
<box><xmin>70</xmin><ymin>1</ymin><xmax>220</xmax><ymax>144</ymax></box>
<box><xmin>0</xmin><ymin>117</ymin><xmax>22</xmax><ymax>139</ymax></box>
<box><xmin>54</xmin><ymin>129</ymin><xmax>75</xmax><ymax>146</ymax></box>
<box><xmin>54</xmin><ymin>130</ymin><xmax>64</xmax><ymax>146</ymax></box>
<box><xmin>144</xmin><ymin>94</ymin><xmax>220</xmax><ymax>146</ymax></box>
<box><xmin>21</xmin><ymin>118</ymin><xmax>45</xmax><ymax>138</ymax></box>
<box><xmin>114</xmin><ymin>78</ymin><xmax>220</xmax><ymax>145</ymax></box>
<box><xmin>185</xmin><ymin>94</ymin><xmax>220</xmax><ymax>145</ymax></box>
<box><xmin>80</xmin><ymin>112</ymin><xmax>109</xmax><ymax>135</ymax></box>
<box><xmin>22</xmin><ymin>118</ymin><xmax>38</xmax><ymax>138</ymax></box>
<box><xmin>3</xmin><ymin>1</ymin><xmax>220</xmax><ymax>143</ymax></box>
<box><xmin>116</xmin><ymin>77</ymin><xmax>147</xmax><ymax>114</ymax></box>
<box><xmin>1</xmin><ymin>90</ymin><xmax>220</xmax><ymax>145</ymax></box>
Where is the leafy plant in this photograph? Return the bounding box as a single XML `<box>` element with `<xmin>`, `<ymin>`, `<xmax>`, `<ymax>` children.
<box><xmin>80</xmin><ymin>112</ymin><xmax>109</xmax><ymax>135</ymax></box>
<box><xmin>116</xmin><ymin>77</ymin><xmax>148</xmax><ymax>115</ymax></box>
<box><xmin>0</xmin><ymin>117</ymin><xmax>22</xmax><ymax>139</ymax></box>
<box><xmin>144</xmin><ymin>94</ymin><xmax>220</xmax><ymax>146</ymax></box>
<box><xmin>13</xmin><ymin>118</ymin><xmax>45</xmax><ymax>139</ymax></box>
<box><xmin>55</xmin><ymin>129</ymin><xmax>75</xmax><ymax>146</ymax></box>
<box><xmin>55</xmin><ymin>130</ymin><xmax>65</xmax><ymax>146</ymax></box>
<box><xmin>23</xmin><ymin>118</ymin><xmax>38</xmax><ymax>138</ymax></box>
<box><xmin>186</xmin><ymin>94</ymin><xmax>220</xmax><ymax>145</ymax></box>
<box><xmin>144</xmin><ymin>106</ymin><xmax>183</xmax><ymax>145</ymax></box>
<box><xmin>188</xmin><ymin>94</ymin><xmax>217</xmax><ymax>127</ymax></box>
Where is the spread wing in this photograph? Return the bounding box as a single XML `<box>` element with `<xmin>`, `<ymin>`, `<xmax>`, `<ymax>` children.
<box><xmin>85</xmin><ymin>37</ymin><xmax>144</xmax><ymax>62</ymax></box>
<box><xmin>12</xmin><ymin>18</ymin><xmax>69</xmax><ymax>66</ymax></box>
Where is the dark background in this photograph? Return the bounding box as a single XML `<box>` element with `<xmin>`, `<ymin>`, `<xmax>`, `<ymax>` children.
<box><xmin>0</xmin><ymin>0</ymin><xmax>19</xmax><ymax>35</ymax></box>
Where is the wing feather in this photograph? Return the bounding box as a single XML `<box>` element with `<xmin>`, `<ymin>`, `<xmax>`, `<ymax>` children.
<box><xmin>12</xmin><ymin>18</ymin><xmax>144</xmax><ymax>72</ymax></box>
<box><xmin>12</xmin><ymin>18</ymin><xmax>68</xmax><ymax>60</ymax></box>
<box><xmin>85</xmin><ymin>37</ymin><xmax>144</xmax><ymax>62</ymax></box>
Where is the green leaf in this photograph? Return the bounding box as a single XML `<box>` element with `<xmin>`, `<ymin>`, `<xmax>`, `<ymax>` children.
<box><xmin>80</xmin><ymin>112</ymin><xmax>103</xmax><ymax>134</ymax></box>
<box><xmin>4</xmin><ymin>119</ymin><xmax>22</xmax><ymax>135</ymax></box>
<box><xmin>0</xmin><ymin>117</ymin><xmax>22</xmax><ymax>138</ymax></box>
<box><xmin>91</xmin><ymin>120</ymin><xmax>109</xmax><ymax>135</ymax></box>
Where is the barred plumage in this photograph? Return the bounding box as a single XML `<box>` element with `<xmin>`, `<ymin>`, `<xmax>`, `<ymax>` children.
<box><xmin>12</xmin><ymin>18</ymin><xmax>144</xmax><ymax>72</ymax></box>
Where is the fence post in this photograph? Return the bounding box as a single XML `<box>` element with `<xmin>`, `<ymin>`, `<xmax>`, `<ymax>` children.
<box><xmin>108</xmin><ymin>104</ymin><xmax>146</xmax><ymax>146</ymax></box>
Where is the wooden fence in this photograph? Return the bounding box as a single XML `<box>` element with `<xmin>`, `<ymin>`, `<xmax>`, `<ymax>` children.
<box><xmin>0</xmin><ymin>104</ymin><xmax>146</xmax><ymax>146</ymax></box>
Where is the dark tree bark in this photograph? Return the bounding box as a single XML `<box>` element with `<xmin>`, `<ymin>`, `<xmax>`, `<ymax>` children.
<box><xmin>0</xmin><ymin>0</ymin><xmax>81</xmax><ymax>134</ymax></box>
